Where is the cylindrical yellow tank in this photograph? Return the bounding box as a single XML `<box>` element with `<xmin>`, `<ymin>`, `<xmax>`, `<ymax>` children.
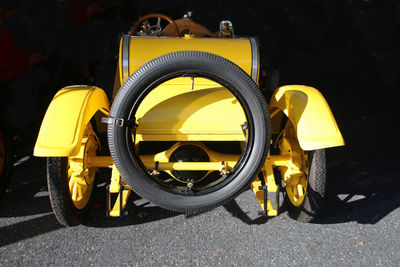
<box><xmin>118</xmin><ymin>35</ymin><xmax>259</xmax><ymax>85</ymax></box>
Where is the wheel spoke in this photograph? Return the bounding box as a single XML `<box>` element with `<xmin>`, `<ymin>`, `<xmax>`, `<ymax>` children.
<box><xmin>68</xmin><ymin>168</ymin><xmax>73</xmax><ymax>179</ymax></box>
<box><xmin>297</xmin><ymin>184</ymin><xmax>304</xmax><ymax>197</ymax></box>
<box><xmin>68</xmin><ymin>174</ymin><xmax>75</xmax><ymax>193</ymax></box>
<box><xmin>71</xmin><ymin>180</ymin><xmax>78</xmax><ymax>202</ymax></box>
<box><xmin>76</xmin><ymin>184</ymin><xmax>84</xmax><ymax>202</ymax></box>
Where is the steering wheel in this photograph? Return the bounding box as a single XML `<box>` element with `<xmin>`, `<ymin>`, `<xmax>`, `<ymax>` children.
<box><xmin>129</xmin><ymin>13</ymin><xmax>179</xmax><ymax>36</ymax></box>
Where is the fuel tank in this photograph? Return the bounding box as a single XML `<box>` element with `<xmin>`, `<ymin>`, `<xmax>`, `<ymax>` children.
<box><xmin>117</xmin><ymin>35</ymin><xmax>259</xmax><ymax>85</ymax></box>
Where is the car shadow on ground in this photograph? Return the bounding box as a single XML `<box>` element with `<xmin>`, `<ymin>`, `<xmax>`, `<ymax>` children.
<box><xmin>85</xmin><ymin>184</ymin><xmax>181</xmax><ymax>228</ymax></box>
<box><xmin>0</xmin><ymin>127</ymin><xmax>399</xmax><ymax>247</ymax></box>
<box><xmin>0</xmin><ymin>214</ymin><xmax>61</xmax><ymax>247</ymax></box>
<box><xmin>317</xmin><ymin>145</ymin><xmax>400</xmax><ymax>224</ymax></box>
<box><xmin>216</xmin><ymin>118</ymin><xmax>400</xmax><ymax>226</ymax></box>
<box><xmin>219</xmin><ymin>154</ymin><xmax>400</xmax><ymax>226</ymax></box>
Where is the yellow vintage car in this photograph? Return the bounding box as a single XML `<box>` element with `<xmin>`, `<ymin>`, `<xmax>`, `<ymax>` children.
<box><xmin>34</xmin><ymin>13</ymin><xmax>344</xmax><ymax>226</ymax></box>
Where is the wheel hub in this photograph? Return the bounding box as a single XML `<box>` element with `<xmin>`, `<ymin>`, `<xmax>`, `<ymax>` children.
<box><xmin>279</xmin><ymin>123</ymin><xmax>309</xmax><ymax>207</ymax></box>
<box><xmin>68</xmin><ymin>129</ymin><xmax>98</xmax><ymax>210</ymax></box>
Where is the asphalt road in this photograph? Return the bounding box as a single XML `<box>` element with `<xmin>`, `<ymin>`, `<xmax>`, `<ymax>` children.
<box><xmin>0</xmin><ymin>144</ymin><xmax>399</xmax><ymax>266</ymax></box>
<box><xmin>1</xmin><ymin>1</ymin><xmax>399</xmax><ymax>266</ymax></box>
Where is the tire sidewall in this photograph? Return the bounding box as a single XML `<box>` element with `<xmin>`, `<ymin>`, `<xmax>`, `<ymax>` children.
<box><xmin>47</xmin><ymin>157</ymin><xmax>96</xmax><ymax>226</ymax></box>
<box><xmin>287</xmin><ymin>149</ymin><xmax>327</xmax><ymax>222</ymax></box>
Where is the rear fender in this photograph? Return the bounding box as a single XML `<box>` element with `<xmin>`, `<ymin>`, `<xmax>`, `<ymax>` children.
<box><xmin>34</xmin><ymin>86</ymin><xmax>110</xmax><ymax>157</ymax></box>
<box><xmin>269</xmin><ymin>85</ymin><xmax>344</xmax><ymax>150</ymax></box>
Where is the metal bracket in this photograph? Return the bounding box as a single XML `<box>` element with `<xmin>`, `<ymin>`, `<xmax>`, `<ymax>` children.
<box><xmin>241</xmin><ymin>122</ymin><xmax>248</xmax><ymax>138</ymax></box>
<box><xmin>101</xmin><ymin>117</ymin><xmax>137</xmax><ymax>128</ymax></box>
<box><xmin>257</xmin><ymin>171</ymin><xmax>268</xmax><ymax>216</ymax></box>
<box><xmin>258</xmin><ymin>185</ymin><xmax>268</xmax><ymax>216</ymax></box>
<box><xmin>186</xmin><ymin>179</ymin><xmax>195</xmax><ymax>196</ymax></box>
<box><xmin>106</xmin><ymin>165</ymin><xmax>132</xmax><ymax>217</ymax></box>
<box><xmin>251</xmin><ymin>163</ymin><xmax>279</xmax><ymax>217</ymax></box>
<box><xmin>148</xmin><ymin>161</ymin><xmax>160</xmax><ymax>176</ymax></box>
<box><xmin>106</xmin><ymin>185</ymin><xmax>130</xmax><ymax>217</ymax></box>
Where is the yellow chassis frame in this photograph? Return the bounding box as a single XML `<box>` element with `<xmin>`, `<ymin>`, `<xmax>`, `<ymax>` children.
<box><xmin>86</xmin><ymin>153</ymin><xmax>291</xmax><ymax>217</ymax></box>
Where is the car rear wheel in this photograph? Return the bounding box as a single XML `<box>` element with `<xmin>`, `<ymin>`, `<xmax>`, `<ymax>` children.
<box><xmin>47</xmin><ymin>123</ymin><xmax>98</xmax><ymax>226</ymax></box>
<box><xmin>278</xmin><ymin>121</ymin><xmax>327</xmax><ymax>222</ymax></box>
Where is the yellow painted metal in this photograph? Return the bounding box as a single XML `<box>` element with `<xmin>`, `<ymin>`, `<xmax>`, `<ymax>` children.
<box><xmin>34</xmin><ymin>86</ymin><xmax>110</xmax><ymax>157</ymax></box>
<box><xmin>109</xmin><ymin>188</ymin><xmax>131</xmax><ymax>217</ymax></box>
<box><xmin>250</xmin><ymin>155</ymin><xmax>278</xmax><ymax>216</ymax></box>
<box><xmin>268</xmin><ymin>154</ymin><xmax>291</xmax><ymax>167</ymax></box>
<box><xmin>250</xmin><ymin>178</ymin><xmax>265</xmax><ymax>209</ymax></box>
<box><xmin>86</xmin><ymin>150</ymin><xmax>241</xmax><ymax>171</ymax></box>
<box><xmin>87</xmin><ymin>156</ymin><xmax>113</xmax><ymax>168</ymax></box>
<box><xmin>141</xmin><ymin>161</ymin><xmax>238</xmax><ymax>171</ymax></box>
<box><xmin>250</xmin><ymin>124</ymin><xmax>313</xmax><ymax>211</ymax></box>
<box><xmin>278</xmin><ymin>121</ymin><xmax>309</xmax><ymax>207</ymax></box>
<box><xmin>269</xmin><ymin>85</ymin><xmax>345</xmax><ymax>150</ymax></box>
<box><xmin>120</xmin><ymin>36</ymin><xmax>253</xmax><ymax>85</ymax></box>
<box><xmin>108</xmin><ymin>165</ymin><xmax>132</xmax><ymax>217</ymax></box>
<box><xmin>67</xmin><ymin>124</ymin><xmax>98</xmax><ymax>210</ymax></box>
<box><xmin>251</xmin><ymin>119</ymin><xmax>313</xmax><ymax>212</ymax></box>
<box><xmin>139</xmin><ymin>141</ymin><xmax>240</xmax><ymax>182</ymax></box>
<box><xmin>135</xmin><ymin>78</ymin><xmax>247</xmax><ymax>142</ymax></box>
<box><xmin>110</xmin><ymin>165</ymin><xmax>121</xmax><ymax>193</ymax></box>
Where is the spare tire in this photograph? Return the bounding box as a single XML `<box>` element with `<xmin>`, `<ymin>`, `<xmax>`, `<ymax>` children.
<box><xmin>108</xmin><ymin>51</ymin><xmax>270</xmax><ymax>213</ymax></box>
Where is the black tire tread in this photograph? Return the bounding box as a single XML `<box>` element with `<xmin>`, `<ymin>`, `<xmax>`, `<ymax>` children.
<box><xmin>287</xmin><ymin>149</ymin><xmax>327</xmax><ymax>222</ymax></box>
<box><xmin>47</xmin><ymin>149</ymin><xmax>97</xmax><ymax>226</ymax></box>
<box><xmin>47</xmin><ymin>157</ymin><xmax>83</xmax><ymax>226</ymax></box>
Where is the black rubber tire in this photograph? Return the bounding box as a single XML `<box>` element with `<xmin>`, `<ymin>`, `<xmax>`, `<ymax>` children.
<box><xmin>0</xmin><ymin>130</ymin><xmax>13</xmax><ymax>200</ymax></box>
<box><xmin>47</xmin><ymin>157</ymin><xmax>96</xmax><ymax>226</ymax></box>
<box><xmin>108</xmin><ymin>50</ymin><xmax>270</xmax><ymax>213</ymax></box>
<box><xmin>286</xmin><ymin>149</ymin><xmax>327</xmax><ymax>222</ymax></box>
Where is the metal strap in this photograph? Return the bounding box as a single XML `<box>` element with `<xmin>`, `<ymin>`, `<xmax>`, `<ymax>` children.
<box><xmin>102</xmin><ymin>117</ymin><xmax>136</xmax><ymax>128</ymax></box>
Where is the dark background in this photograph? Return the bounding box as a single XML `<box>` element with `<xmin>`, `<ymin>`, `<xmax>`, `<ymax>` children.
<box><xmin>1</xmin><ymin>0</ymin><xmax>399</xmax><ymax>224</ymax></box>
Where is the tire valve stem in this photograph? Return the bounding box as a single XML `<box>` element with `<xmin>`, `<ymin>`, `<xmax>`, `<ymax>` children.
<box><xmin>241</xmin><ymin>122</ymin><xmax>248</xmax><ymax>138</ymax></box>
<box><xmin>186</xmin><ymin>179</ymin><xmax>194</xmax><ymax>196</ymax></box>
<box><xmin>149</xmin><ymin>170</ymin><xmax>160</xmax><ymax>176</ymax></box>
<box><xmin>148</xmin><ymin>161</ymin><xmax>160</xmax><ymax>176</ymax></box>
<box><xmin>190</xmin><ymin>77</ymin><xmax>194</xmax><ymax>90</ymax></box>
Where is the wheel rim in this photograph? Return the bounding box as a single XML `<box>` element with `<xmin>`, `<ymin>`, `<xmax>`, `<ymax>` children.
<box><xmin>0</xmin><ymin>131</ymin><xmax>5</xmax><ymax>177</ymax></box>
<box><xmin>279</xmin><ymin>121</ymin><xmax>309</xmax><ymax>207</ymax></box>
<box><xmin>68</xmin><ymin>126</ymin><xmax>98</xmax><ymax>210</ymax></box>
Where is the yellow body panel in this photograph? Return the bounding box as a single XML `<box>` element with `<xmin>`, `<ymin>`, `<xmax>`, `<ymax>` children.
<box><xmin>270</xmin><ymin>85</ymin><xmax>344</xmax><ymax>150</ymax></box>
<box><xmin>117</xmin><ymin>36</ymin><xmax>257</xmax><ymax>89</ymax></box>
<box><xmin>34</xmin><ymin>86</ymin><xmax>110</xmax><ymax>157</ymax></box>
<box><xmin>129</xmin><ymin>36</ymin><xmax>252</xmax><ymax>75</ymax></box>
<box><xmin>135</xmin><ymin>77</ymin><xmax>247</xmax><ymax>141</ymax></box>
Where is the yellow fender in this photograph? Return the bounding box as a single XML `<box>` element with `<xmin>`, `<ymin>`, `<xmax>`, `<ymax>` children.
<box><xmin>34</xmin><ymin>86</ymin><xmax>110</xmax><ymax>157</ymax></box>
<box><xmin>269</xmin><ymin>85</ymin><xmax>344</xmax><ymax>150</ymax></box>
